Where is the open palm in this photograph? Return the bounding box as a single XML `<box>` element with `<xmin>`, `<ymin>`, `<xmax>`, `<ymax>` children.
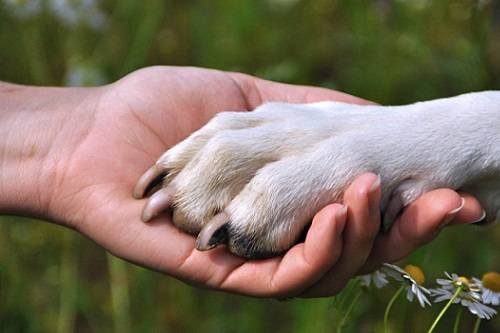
<box><xmin>47</xmin><ymin>66</ymin><xmax>481</xmax><ymax>298</ymax></box>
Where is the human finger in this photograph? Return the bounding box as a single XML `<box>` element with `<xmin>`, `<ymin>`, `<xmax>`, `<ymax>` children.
<box><xmin>300</xmin><ymin>173</ymin><xmax>381</xmax><ymax>297</ymax></box>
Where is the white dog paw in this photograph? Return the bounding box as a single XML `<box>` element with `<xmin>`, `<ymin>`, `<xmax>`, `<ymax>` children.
<box><xmin>135</xmin><ymin>92</ymin><xmax>500</xmax><ymax>258</ymax></box>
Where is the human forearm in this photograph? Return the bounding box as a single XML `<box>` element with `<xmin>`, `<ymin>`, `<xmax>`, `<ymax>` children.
<box><xmin>0</xmin><ymin>82</ymin><xmax>99</xmax><ymax>221</ymax></box>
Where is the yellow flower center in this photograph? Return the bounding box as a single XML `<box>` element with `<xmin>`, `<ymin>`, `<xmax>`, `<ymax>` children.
<box><xmin>404</xmin><ymin>265</ymin><xmax>425</xmax><ymax>285</ymax></box>
<box><xmin>456</xmin><ymin>276</ymin><xmax>470</xmax><ymax>287</ymax></box>
<box><xmin>482</xmin><ymin>272</ymin><xmax>500</xmax><ymax>292</ymax></box>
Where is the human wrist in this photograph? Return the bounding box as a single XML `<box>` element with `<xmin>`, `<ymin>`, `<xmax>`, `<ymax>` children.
<box><xmin>0</xmin><ymin>82</ymin><xmax>100</xmax><ymax>221</ymax></box>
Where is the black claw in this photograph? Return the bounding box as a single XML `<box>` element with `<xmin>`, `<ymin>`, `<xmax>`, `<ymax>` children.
<box><xmin>381</xmin><ymin>194</ymin><xmax>404</xmax><ymax>232</ymax></box>
<box><xmin>133</xmin><ymin>165</ymin><xmax>168</xmax><ymax>199</ymax></box>
<box><xmin>144</xmin><ymin>172</ymin><xmax>168</xmax><ymax>197</ymax></box>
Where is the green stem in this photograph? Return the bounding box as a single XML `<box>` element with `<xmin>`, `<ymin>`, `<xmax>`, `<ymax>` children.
<box><xmin>452</xmin><ymin>308</ymin><xmax>462</xmax><ymax>333</ymax></box>
<box><xmin>428</xmin><ymin>286</ymin><xmax>463</xmax><ymax>333</ymax></box>
<box><xmin>336</xmin><ymin>288</ymin><xmax>362</xmax><ymax>333</ymax></box>
<box><xmin>384</xmin><ymin>286</ymin><xmax>405</xmax><ymax>333</ymax></box>
<box><xmin>472</xmin><ymin>317</ymin><xmax>481</xmax><ymax>333</ymax></box>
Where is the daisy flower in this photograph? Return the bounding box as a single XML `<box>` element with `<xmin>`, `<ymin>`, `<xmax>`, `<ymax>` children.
<box><xmin>383</xmin><ymin>263</ymin><xmax>431</xmax><ymax>307</ymax></box>
<box><xmin>474</xmin><ymin>272</ymin><xmax>500</xmax><ymax>306</ymax></box>
<box><xmin>430</xmin><ymin>273</ymin><xmax>497</xmax><ymax>320</ymax></box>
<box><xmin>435</xmin><ymin>272</ymin><xmax>481</xmax><ymax>294</ymax></box>
<box><xmin>360</xmin><ymin>270</ymin><xmax>389</xmax><ymax>289</ymax></box>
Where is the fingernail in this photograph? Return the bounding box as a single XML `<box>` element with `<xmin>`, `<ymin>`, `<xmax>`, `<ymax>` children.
<box><xmin>368</xmin><ymin>174</ymin><xmax>381</xmax><ymax>217</ymax></box>
<box><xmin>336</xmin><ymin>204</ymin><xmax>348</xmax><ymax>221</ymax></box>
<box><xmin>369</xmin><ymin>174</ymin><xmax>381</xmax><ymax>193</ymax></box>
<box><xmin>470</xmin><ymin>210</ymin><xmax>487</xmax><ymax>224</ymax></box>
<box><xmin>334</xmin><ymin>205</ymin><xmax>348</xmax><ymax>232</ymax></box>
<box><xmin>442</xmin><ymin>197</ymin><xmax>466</xmax><ymax>226</ymax></box>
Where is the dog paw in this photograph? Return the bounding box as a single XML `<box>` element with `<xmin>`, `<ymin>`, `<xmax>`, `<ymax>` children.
<box><xmin>134</xmin><ymin>92</ymin><xmax>500</xmax><ymax>258</ymax></box>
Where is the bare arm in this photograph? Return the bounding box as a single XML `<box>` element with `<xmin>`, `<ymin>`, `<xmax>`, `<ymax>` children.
<box><xmin>0</xmin><ymin>83</ymin><xmax>97</xmax><ymax>219</ymax></box>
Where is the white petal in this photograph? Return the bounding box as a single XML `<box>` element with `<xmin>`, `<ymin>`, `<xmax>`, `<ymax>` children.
<box><xmin>466</xmin><ymin>301</ymin><xmax>497</xmax><ymax>320</ymax></box>
<box><xmin>470</xmin><ymin>291</ymin><xmax>482</xmax><ymax>301</ymax></box>
<box><xmin>482</xmin><ymin>289</ymin><xmax>500</xmax><ymax>306</ymax></box>
<box><xmin>430</xmin><ymin>288</ymin><xmax>451</xmax><ymax>298</ymax></box>
<box><xmin>360</xmin><ymin>275</ymin><xmax>371</xmax><ymax>287</ymax></box>
<box><xmin>417</xmin><ymin>291</ymin><xmax>431</xmax><ymax>308</ymax></box>
<box><xmin>434</xmin><ymin>294</ymin><xmax>451</xmax><ymax>303</ymax></box>
<box><xmin>382</xmin><ymin>263</ymin><xmax>406</xmax><ymax>282</ymax></box>
<box><xmin>374</xmin><ymin>271</ymin><xmax>389</xmax><ymax>289</ymax></box>
<box><xmin>406</xmin><ymin>288</ymin><xmax>414</xmax><ymax>302</ymax></box>
<box><xmin>436</xmin><ymin>279</ymin><xmax>453</xmax><ymax>287</ymax></box>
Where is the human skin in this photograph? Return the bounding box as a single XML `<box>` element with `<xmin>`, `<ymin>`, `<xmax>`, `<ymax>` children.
<box><xmin>0</xmin><ymin>66</ymin><xmax>484</xmax><ymax>298</ymax></box>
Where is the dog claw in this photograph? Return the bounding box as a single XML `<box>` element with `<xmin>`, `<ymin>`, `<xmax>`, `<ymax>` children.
<box><xmin>141</xmin><ymin>186</ymin><xmax>175</xmax><ymax>222</ymax></box>
<box><xmin>196</xmin><ymin>212</ymin><xmax>230</xmax><ymax>251</ymax></box>
<box><xmin>382</xmin><ymin>195</ymin><xmax>404</xmax><ymax>231</ymax></box>
<box><xmin>133</xmin><ymin>164</ymin><xmax>167</xmax><ymax>199</ymax></box>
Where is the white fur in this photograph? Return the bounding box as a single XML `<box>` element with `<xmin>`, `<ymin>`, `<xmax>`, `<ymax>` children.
<box><xmin>154</xmin><ymin>91</ymin><xmax>500</xmax><ymax>255</ymax></box>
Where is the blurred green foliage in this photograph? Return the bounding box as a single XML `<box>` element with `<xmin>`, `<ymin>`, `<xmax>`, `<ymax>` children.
<box><xmin>0</xmin><ymin>0</ymin><xmax>499</xmax><ymax>332</ymax></box>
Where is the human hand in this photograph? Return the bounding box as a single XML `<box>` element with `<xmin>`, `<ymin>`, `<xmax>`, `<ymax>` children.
<box><xmin>0</xmin><ymin>66</ymin><xmax>485</xmax><ymax>298</ymax></box>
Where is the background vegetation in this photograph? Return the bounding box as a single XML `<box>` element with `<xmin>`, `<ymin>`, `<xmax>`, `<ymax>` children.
<box><xmin>0</xmin><ymin>0</ymin><xmax>499</xmax><ymax>332</ymax></box>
